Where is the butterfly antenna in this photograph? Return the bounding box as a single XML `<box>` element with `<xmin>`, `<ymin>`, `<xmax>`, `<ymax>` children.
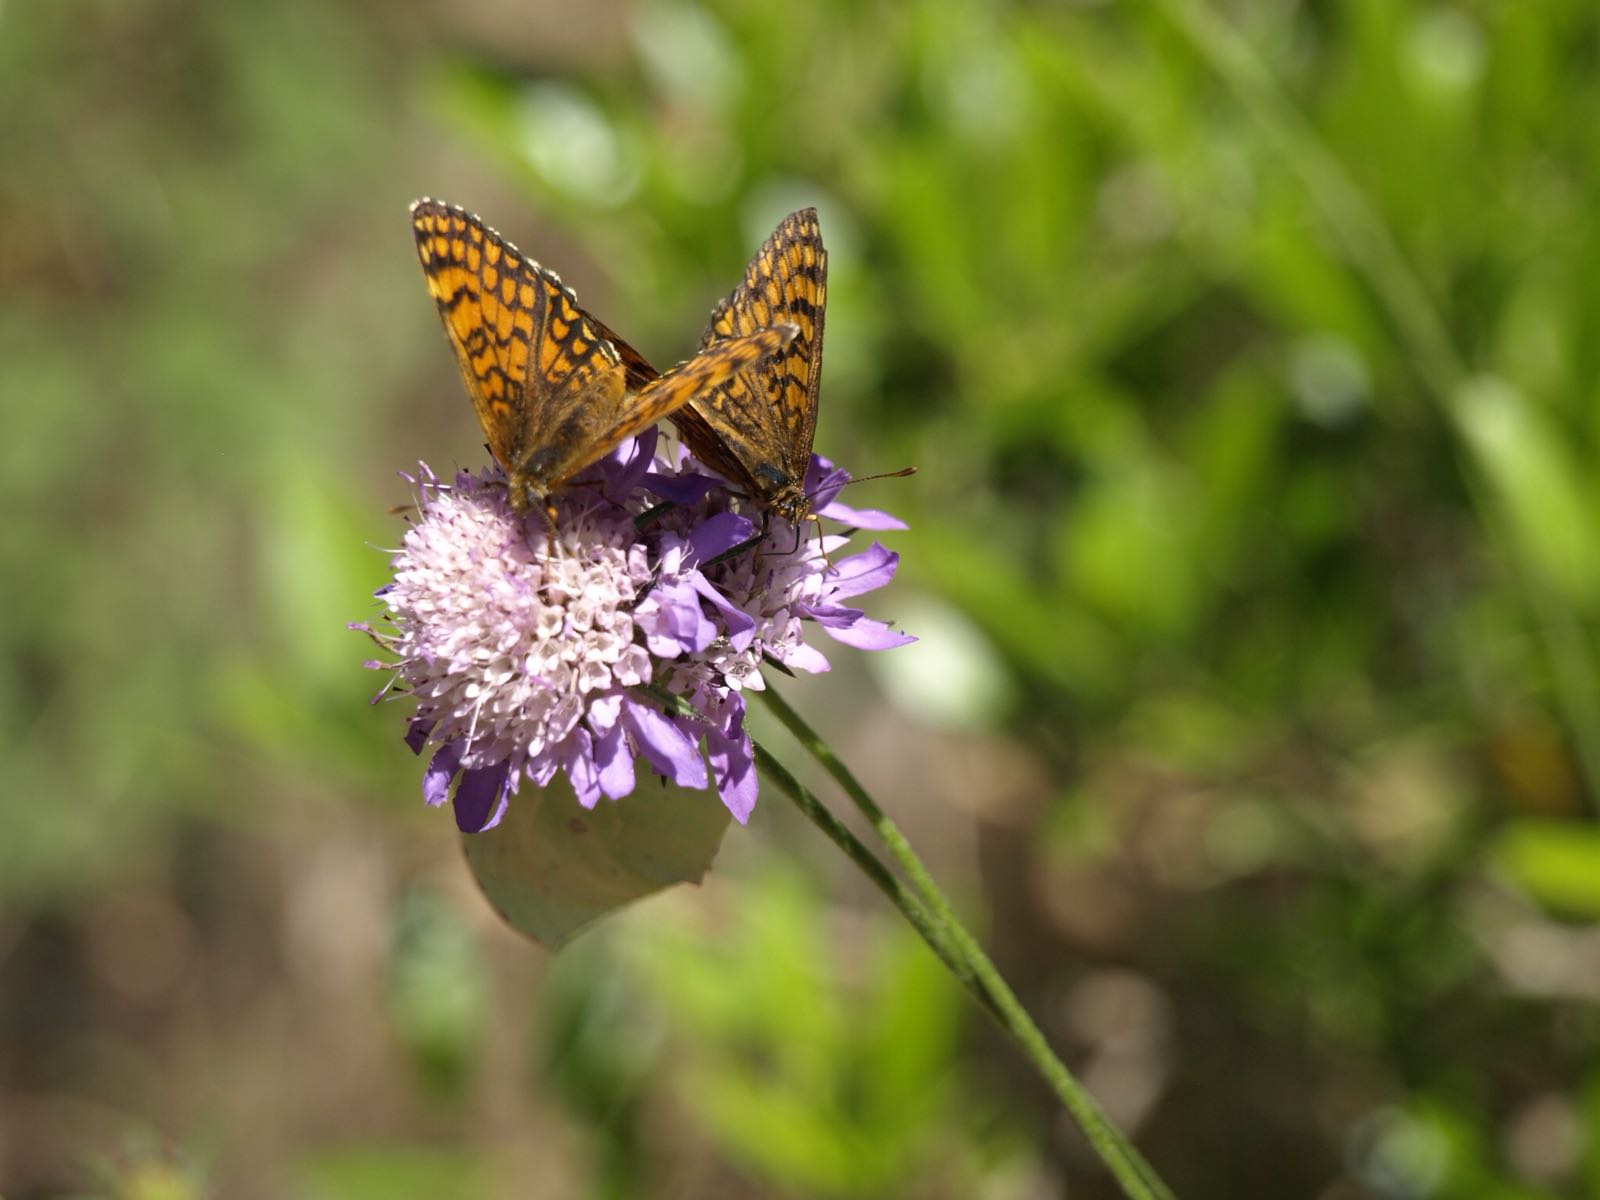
<box><xmin>800</xmin><ymin>465</ymin><xmax>917</xmax><ymax>507</ymax></box>
<box><xmin>852</xmin><ymin>465</ymin><xmax>918</xmax><ymax>486</ymax></box>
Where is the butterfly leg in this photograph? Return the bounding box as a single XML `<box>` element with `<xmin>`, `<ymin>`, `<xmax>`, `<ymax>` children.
<box><xmin>750</xmin><ymin>510</ymin><xmax>783</xmax><ymax>564</ymax></box>
<box><xmin>807</xmin><ymin>513</ymin><xmax>831</xmax><ymax>569</ymax></box>
<box><xmin>770</xmin><ymin>513</ymin><xmax>823</xmax><ymax>561</ymax></box>
<box><xmin>531</xmin><ymin>495</ymin><xmax>559</xmax><ymax>555</ymax></box>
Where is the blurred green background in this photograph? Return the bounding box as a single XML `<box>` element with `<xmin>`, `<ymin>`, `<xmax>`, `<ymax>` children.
<box><xmin>6</xmin><ymin>0</ymin><xmax>1600</xmax><ymax>1196</ymax></box>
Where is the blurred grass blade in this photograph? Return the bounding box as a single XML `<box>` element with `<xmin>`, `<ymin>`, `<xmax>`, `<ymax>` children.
<box><xmin>1494</xmin><ymin>820</ymin><xmax>1600</xmax><ymax>918</ymax></box>
<box><xmin>1455</xmin><ymin>376</ymin><xmax>1600</xmax><ymax>604</ymax></box>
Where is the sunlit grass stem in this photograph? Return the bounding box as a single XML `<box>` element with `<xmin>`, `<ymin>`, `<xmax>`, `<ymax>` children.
<box><xmin>746</xmin><ymin>740</ymin><xmax>988</xmax><ymax>1001</ymax></box>
<box><xmin>755</xmin><ymin>687</ymin><xmax>1177</xmax><ymax>1200</ymax></box>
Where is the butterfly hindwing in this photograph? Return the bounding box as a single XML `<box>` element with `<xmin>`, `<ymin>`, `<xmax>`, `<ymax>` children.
<box><xmin>671</xmin><ymin>209</ymin><xmax>828</xmax><ymax>522</ymax></box>
<box><xmin>576</xmin><ymin>307</ymin><xmax>663</xmax><ymax>394</ymax></box>
<box><xmin>621</xmin><ymin>324</ymin><xmax>799</xmax><ymax>443</ymax></box>
<box><xmin>568</xmin><ymin>290</ymin><xmax>803</xmax><ymax>476</ymax></box>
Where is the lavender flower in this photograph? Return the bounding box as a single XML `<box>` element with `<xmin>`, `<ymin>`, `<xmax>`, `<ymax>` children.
<box><xmin>357</xmin><ymin>431</ymin><xmax>910</xmax><ymax>832</ymax></box>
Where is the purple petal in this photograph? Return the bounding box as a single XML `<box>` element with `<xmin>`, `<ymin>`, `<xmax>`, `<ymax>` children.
<box><xmin>638</xmin><ymin>580</ymin><xmax>717</xmax><ymax>656</ymax></box>
<box><xmin>703</xmin><ymin>696</ymin><xmax>757</xmax><ymax>822</ymax></box>
<box><xmin>775</xmin><ymin>640</ymin><xmax>832</xmax><ymax>674</ymax></box>
<box><xmin>824</xmin><ymin>543</ymin><xmax>901</xmax><ymax>599</ymax></box>
<box><xmin>454</xmin><ymin>760</ymin><xmax>510</xmax><ymax>832</ymax></box>
<box><xmin>818</xmin><ymin>612</ymin><xmax>917</xmax><ymax>650</ymax></box>
<box><xmin>587</xmin><ymin>691</ymin><xmax>624</xmax><ymax>735</ymax></box>
<box><xmin>804</xmin><ymin>455</ymin><xmax>910</xmax><ymax>529</ymax></box>
<box><xmin>622</xmin><ymin>700</ymin><xmax>709</xmax><ymax>789</ymax></box>
<box><xmin>562</xmin><ymin>729</ymin><xmax>603</xmax><ymax>809</ymax></box>
<box><xmin>795</xmin><ymin>602</ymin><xmax>860</xmax><ymax>628</ymax></box>
<box><xmin>644</xmin><ymin>471</ymin><xmax>719</xmax><ymax>506</ymax></box>
<box><xmin>815</xmin><ymin>497</ymin><xmax>908</xmax><ymax>531</ymax></box>
<box><xmin>423</xmin><ymin>741</ymin><xmax>462</xmax><ymax>807</ymax></box>
<box><xmin>688</xmin><ymin>511</ymin><xmax>757</xmax><ymax>565</ymax></box>
<box><xmin>654</xmin><ymin>533</ymin><xmax>689</xmax><ymax>575</ymax></box>
<box><xmin>803</xmin><ymin>455</ymin><xmax>851</xmax><ymax>511</ymax></box>
<box><xmin>529</xmin><ymin>754</ymin><xmax>559</xmax><ymax>788</ymax></box>
<box><xmin>593</xmin><ymin>719</ymin><xmax>636</xmax><ymax>799</ymax></box>
<box><xmin>612</xmin><ymin>427</ymin><xmax>659</xmax><ymax>493</ymax></box>
<box><xmin>708</xmin><ymin>731</ymin><xmax>758</xmax><ymax>823</ymax></box>
<box><xmin>405</xmin><ymin>717</ymin><xmax>436</xmax><ymax>755</ymax></box>
<box><xmin>688</xmin><ymin>573</ymin><xmax>757</xmax><ymax>651</ymax></box>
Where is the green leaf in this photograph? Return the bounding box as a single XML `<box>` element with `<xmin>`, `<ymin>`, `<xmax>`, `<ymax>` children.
<box><xmin>294</xmin><ymin>1144</ymin><xmax>485</xmax><ymax>1200</ymax></box>
<box><xmin>1456</xmin><ymin>376</ymin><xmax>1600</xmax><ymax>604</ymax></box>
<box><xmin>1493</xmin><ymin>820</ymin><xmax>1600</xmax><ymax>918</ymax></box>
<box><xmin>463</xmin><ymin>766</ymin><xmax>732</xmax><ymax>948</ymax></box>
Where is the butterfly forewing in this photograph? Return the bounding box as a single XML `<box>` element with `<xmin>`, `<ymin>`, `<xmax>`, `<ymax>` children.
<box><xmin>671</xmin><ymin>208</ymin><xmax>828</xmax><ymax>522</ymax></box>
<box><xmin>543</xmin><ymin>292</ymin><xmax>799</xmax><ymax>454</ymax></box>
<box><xmin>411</xmin><ymin>199</ymin><xmax>803</xmax><ymax>515</ymax></box>
<box><xmin>544</xmin><ymin>303</ymin><xmax>798</xmax><ymax>469</ymax></box>
<box><xmin>411</xmin><ymin>198</ymin><xmax>641</xmax><ymax>510</ymax></box>
<box><xmin>613</xmin><ymin>325</ymin><xmax>799</xmax><ymax>448</ymax></box>
<box><xmin>576</xmin><ymin>307</ymin><xmax>663</xmax><ymax>394</ymax></box>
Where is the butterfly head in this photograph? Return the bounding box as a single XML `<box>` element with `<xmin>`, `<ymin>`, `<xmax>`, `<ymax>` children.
<box><xmin>505</xmin><ymin>473</ymin><xmax>536</xmax><ymax>515</ymax></box>
<box><xmin>750</xmin><ymin>463</ymin><xmax>810</xmax><ymax>525</ymax></box>
<box><xmin>500</xmin><ymin>470</ymin><xmax>562</xmax><ymax>546</ymax></box>
<box><xmin>769</xmin><ymin>487</ymin><xmax>812</xmax><ymax>526</ymax></box>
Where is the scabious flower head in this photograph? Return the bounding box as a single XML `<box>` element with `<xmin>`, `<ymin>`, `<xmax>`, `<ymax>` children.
<box><xmin>356</xmin><ymin>430</ymin><xmax>911</xmax><ymax>832</ymax></box>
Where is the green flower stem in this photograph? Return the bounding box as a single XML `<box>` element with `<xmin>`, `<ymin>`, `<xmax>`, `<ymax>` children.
<box><xmin>748</xmin><ymin>740</ymin><xmax>989</xmax><ymax>1002</ymax></box>
<box><xmin>759</xmin><ymin>686</ymin><xmax>961</xmax><ymax>944</ymax></box>
<box><xmin>755</xmin><ymin>687</ymin><xmax>1176</xmax><ymax>1200</ymax></box>
<box><xmin>642</xmin><ymin>686</ymin><xmax>983</xmax><ymax>997</ymax></box>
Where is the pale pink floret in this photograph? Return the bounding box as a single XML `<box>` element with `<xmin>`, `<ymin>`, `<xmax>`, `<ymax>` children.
<box><xmin>359</xmin><ymin>437</ymin><xmax>911</xmax><ymax>830</ymax></box>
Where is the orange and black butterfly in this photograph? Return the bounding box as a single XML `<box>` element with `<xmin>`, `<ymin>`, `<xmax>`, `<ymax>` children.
<box><xmin>667</xmin><ymin>209</ymin><xmax>828</xmax><ymax>525</ymax></box>
<box><xmin>410</xmin><ymin>198</ymin><xmax>797</xmax><ymax>520</ymax></box>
